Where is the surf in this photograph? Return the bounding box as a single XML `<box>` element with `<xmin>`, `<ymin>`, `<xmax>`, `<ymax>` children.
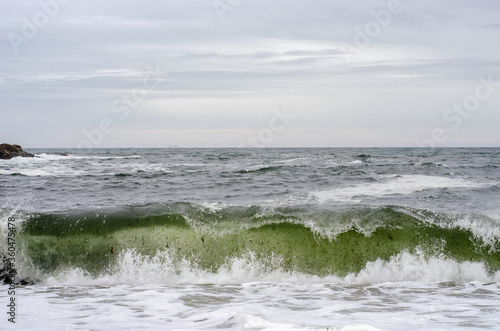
<box><xmin>2</xmin><ymin>203</ymin><xmax>499</xmax><ymax>284</ymax></box>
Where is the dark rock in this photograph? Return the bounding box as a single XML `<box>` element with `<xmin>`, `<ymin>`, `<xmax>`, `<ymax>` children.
<box><xmin>1</xmin><ymin>256</ymin><xmax>35</xmax><ymax>285</ymax></box>
<box><xmin>60</xmin><ymin>153</ymin><xmax>68</xmax><ymax>156</ymax></box>
<box><xmin>0</xmin><ymin>256</ymin><xmax>17</xmax><ymax>284</ymax></box>
<box><xmin>0</xmin><ymin>143</ymin><xmax>35</xmax><ymax>160</ymax></box>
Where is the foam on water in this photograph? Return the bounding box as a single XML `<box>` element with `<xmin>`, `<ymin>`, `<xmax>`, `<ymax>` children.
<box><xmin>275</xmin><ymin>157</ymin><xmax>311</xmax><ymax>164</ymax></box>
<box><xmin>2</xmin><ymin>148</ymin><xmax>500</xmax><ymax>330</ymax></box>
<box><xmin>0</xmin><ymin>156</ymin><xmax>169</xmax><ymax>177</ymax></box>
<box><xmin>10</xmin><ymin>249</ymin><xmax>497</xmax><ymax>330</ymax></box>
<box><xmin>312</xmin><ymin>175</ymin><xmax>483</xmax><ymax>203</ymax></box>
<box><xmin>10</xmin><ymin>279</ymin><xmax>499</xmax><ymax>331</ymax></box>
<box><xmin>35</xmin><ymin>153</ymin><xmax>143</xmax><ymax>160</ymax></box>
<box><xmin>238</xmin><ymin>315</ymin><xmax>381</xmax><ymax>331</ymax></box>
<box><xmin>0</xmin><ymin>168</ymin><xmax>78</xmax><ymax>177</ymax></box>
<box><xmin>41</xmin><ymin>248</ymin><xmax>500</xmax><ymax>286</ymax></box>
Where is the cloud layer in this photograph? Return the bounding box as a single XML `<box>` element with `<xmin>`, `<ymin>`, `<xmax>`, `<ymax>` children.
<box><xmin>1</xmin><ymin>0</ymin><xmax>500</xmax><ymax>147</ymax></box>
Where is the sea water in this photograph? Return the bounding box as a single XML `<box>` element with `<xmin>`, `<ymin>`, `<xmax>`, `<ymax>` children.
<box><xmin>1</xmin><ymin>148</ymin><xmax>499</xmax><ymax>330</ymax></box>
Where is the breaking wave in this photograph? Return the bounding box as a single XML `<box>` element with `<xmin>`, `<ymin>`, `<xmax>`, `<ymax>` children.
<box><xmin>1</xmin><ymin>203</ymin><xmax>499</xmax><ymax>285</ymax></box>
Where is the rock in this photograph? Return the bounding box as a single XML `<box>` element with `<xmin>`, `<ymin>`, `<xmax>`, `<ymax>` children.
<box><xmin>0</xmin><ymin>143</ymin><xmax>35</xmax><ymax>160</ymax></box>
<box><xmin>1</xmin><ymin>255</ymin><xmax>35</xmax><ymax>285</ymax></box>
<box><xmin>60</xmin><ymin>153</ymin><xmax>68</xmax><ymax>156</ymax></box>
<box><xmin>0</xmin><ymin>255</ymin><xmax>17</xmax><ymax>284</ymax></box>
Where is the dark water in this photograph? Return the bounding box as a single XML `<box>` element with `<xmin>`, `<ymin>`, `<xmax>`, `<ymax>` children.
<box><xmin>1</xmin><ymin>148</ymin><xmax>499</xmax><ymax>282</ymax></box>
<box><xmin>1</xmin><ymin>148</ymin><xmax>499</xmax><ymax>211</ymax></box>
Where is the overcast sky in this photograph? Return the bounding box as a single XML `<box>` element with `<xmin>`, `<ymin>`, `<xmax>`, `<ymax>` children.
<box><xmin>1</xmin><ymin>0</ymin><xmax>500</xmax><ymax>148</ymax></box>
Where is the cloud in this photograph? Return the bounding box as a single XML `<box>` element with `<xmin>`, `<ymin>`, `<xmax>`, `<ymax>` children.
<box><xmin>1</xmin><ymin>0</ymin><xmax>499</xmax><ymax>147</ymax></box>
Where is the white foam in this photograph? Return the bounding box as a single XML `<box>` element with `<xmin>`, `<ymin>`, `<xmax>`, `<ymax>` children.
<box><xmin>36</xmin><ymin>154</ymin><xmax>143</xmax><ymax>160</ymax></box>
<box><xmin>36</xmin><ymin>153</ymin><xmax>86</xmax><ymax>160</ymax></box>
<box><xmin>197</xmin><ymin>202</ymin><xmax>226</xmax><ymax>213</ymax></box>
<box><xmin>275</xmin><ymin>157</ymin><xmax>311</xmax><ymax>164</ymax></box>
<box><xmin>0</xmin><ymin>153</ymin><xmax>143</xmax><ymax>164</ymax></box>
<box><xmin>312</xmin><ymin>175</ymin><xmax>483</xmax><ymax>203</ymax></box>
<box><xmin>239</xmin><ymin>314</ymin><xmax>369</xmax><ymax>331</ymax></box>
<box><xmin>240</xmin><ymin>164</ymin><xmax>276</xmax><ymax>172</ymax></box>
<box><xmin>14</xmin><ymin>277</ymin><xmax>500</xmax><ymax>331</ymax></box>
<box><xmin>0</xmin><ymin>157</ymin><xmax>166</xmax><ymax>177</ymax></box>
<box><xmin>131</xmin><ymin>164</ymin><xmax>171</xmax><ymax>173</ymax></box>
<box><xmin>347</xmin><ymin>250</ymin><xmax>496</xmax><ymax>284</ymax></box>
<box><xmin>39</xmin><ymin>249</ymin><xmax>500</xmax><ymax>286</ymax></box>
<box><xmin>0</xmin><ymin>168</ymin><xmax>58</xmax><ymax>177</ymax></box>
<box><xmin>174</xmin><ymin>162</ymin><xmax>207</xmax><ymax>167</ymax></box>
<box><xmin>341</xmin><ymin>326</ymin><xmax>382</xmax><ymax>331</ymax></box>
<box><xmin>14</xmin><ymin>248</ymin><xmax>500</xmax><ymax>331</ymax></box>
<box><xmin>242</xmin><ymin>314</ymin><xmax>306</xmax><ymax>330</ymax></box>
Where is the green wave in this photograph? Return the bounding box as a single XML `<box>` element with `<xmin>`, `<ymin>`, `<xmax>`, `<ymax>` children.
<box><xmin>9</xmin><ymin>205</ymin><xmax>500</xmax><ymax>281</ymax></box>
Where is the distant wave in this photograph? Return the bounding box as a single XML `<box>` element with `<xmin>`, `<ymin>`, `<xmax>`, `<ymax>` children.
<box><xmin>312</xmin><ymin>175</ymin><xmax>484</xmax><ymax>203</ymax></box>
<box><xmin>235</xmin><ymin>165</ymin><xmax>284</xmax><ymax>174</ymax></box>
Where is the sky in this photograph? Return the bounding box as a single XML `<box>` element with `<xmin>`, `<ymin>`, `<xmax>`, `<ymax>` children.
<box><xmin>1</xmin><ymin>0</ymin><xmax>500</xmax><ymax>148</ymax></box>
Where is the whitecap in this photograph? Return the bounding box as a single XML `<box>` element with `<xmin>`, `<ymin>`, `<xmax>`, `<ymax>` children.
<box><xmin>311</xmin><ymin>175</ymin><xmax>483</xmax><ymax>203</ymax></box>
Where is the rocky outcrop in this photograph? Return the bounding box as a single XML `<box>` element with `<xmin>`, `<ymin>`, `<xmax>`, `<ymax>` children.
<box><xmin>0</xmin><ymin>143</ymin><xmax>35</xmax><ymax>160</ymax></box>
<box><xmin>1</xmin><ymin>255</ymin><xmax>33</xmax><ymax>285</ymax></box>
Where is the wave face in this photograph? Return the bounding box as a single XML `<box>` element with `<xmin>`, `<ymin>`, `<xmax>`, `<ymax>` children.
<box><xmin>1</xmin><ymin>148</ymin><xmax>500</xmax><ymax>285</ymax></box>
<box><xmin>5</xmin><ymin>203</ymin><xmax>500</xmax><ymax>284</ymax></box>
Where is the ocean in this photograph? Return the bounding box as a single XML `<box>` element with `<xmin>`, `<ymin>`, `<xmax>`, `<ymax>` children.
<box><xmin>1</xmin><ymin>148</ymin><xmax>499</xmax><ymax>330</ymax></box>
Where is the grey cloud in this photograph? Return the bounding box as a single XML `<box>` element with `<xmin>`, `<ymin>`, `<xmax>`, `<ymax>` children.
<box><xmin>1</xmin><ymin>0</ymin><xmax>499</xmax><ymax>147</ymax></box>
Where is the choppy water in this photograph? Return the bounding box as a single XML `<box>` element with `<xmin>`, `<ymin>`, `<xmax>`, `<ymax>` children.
<box><xmin>1</xmin><ymin>148</ymin><xmax>499</xmax><ymax>330</ymax></box>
